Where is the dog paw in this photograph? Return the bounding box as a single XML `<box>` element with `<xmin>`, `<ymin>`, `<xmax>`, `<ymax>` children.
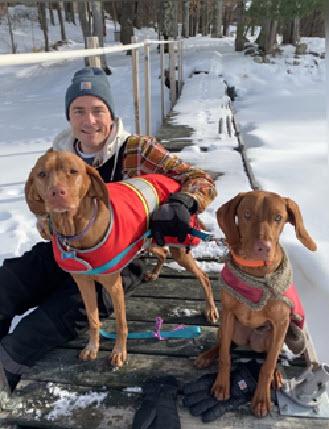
<box><xmin>194</xmin><ymin>349</ymin><xmax>217</xmax><ymax>368</ymax></box>
<box><xmin>205</xmin><ymin>305</ymin><xmax>219</xmax><ymax>324</ymax></box>
<box><xmin>109</xmin><ymin>350</ymin><xmax>127</xmax><ymax>367</ymax></box>
<box><xmin>211</xmin><ymin>373</ymin><xmax>230</xmax><ymax>400</ymax></box>
<box><xmin>143</xmin><ymin>272</ymin><xmax>158</xmax><ymax>282</ymax></box>
<box><xmin>251</xmin><ymin>388</ymin><xmax>272</xmax><ymax>417</ymax></box>
<box><xmin>271</xmin><ymin>368</ymin><xmax>283</xmax><ymax>390</ymax></box>
<box><xmin>79</xmin><ymin>347</ymin><xmax>98</xmax><ymax>361</ymax></box>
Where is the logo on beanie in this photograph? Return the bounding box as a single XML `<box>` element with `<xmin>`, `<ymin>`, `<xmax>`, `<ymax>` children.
<box><xmin>81</xmin><ymin>82</ymin><xmax>91</xmax><ymax>89</ymax></box>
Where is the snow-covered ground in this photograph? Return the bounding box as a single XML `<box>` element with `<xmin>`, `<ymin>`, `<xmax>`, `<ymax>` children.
<box><xmin>0</xmin><ymin>12</ymin><xmax>327</xmax><ymax>362</ymax></box>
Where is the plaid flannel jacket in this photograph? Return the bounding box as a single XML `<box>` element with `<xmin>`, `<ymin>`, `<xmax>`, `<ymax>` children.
<box><xmin>122</xmin><ymin>135</ymin><xmax>217</xmax><ymax>213</ymax></box>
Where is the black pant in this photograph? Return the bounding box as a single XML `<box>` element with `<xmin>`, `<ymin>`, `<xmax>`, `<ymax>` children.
<box><xmin>0</xmin><ymin>242</ymin><xmax>87</xmax><ymax>373</ymax></box>
<box><xmin>0</xmin><ymin>241</ymin><xmax>144</xmax><ymax>375</ymax></box>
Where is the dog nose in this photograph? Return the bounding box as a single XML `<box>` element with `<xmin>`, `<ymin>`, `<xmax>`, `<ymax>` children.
<box><xmin>49</xmin><ymin>186</ymin><xmax>67</xmax><ymax>198</ymax></box>
<box><xmin>254</xmin><ymin>241</ymin><xmax>272</xmax><ymax>259</ymax></box>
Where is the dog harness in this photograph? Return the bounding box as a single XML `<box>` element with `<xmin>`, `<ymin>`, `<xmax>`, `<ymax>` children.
<box><xmin>220</xmin><ymin>249</ymin><xmax>305</xmax><ymax>330</ymax></box>
<box><xmin>52</xmin><ymin>175</ymin><xmax>201</xmax><ymax>275</ymax></box>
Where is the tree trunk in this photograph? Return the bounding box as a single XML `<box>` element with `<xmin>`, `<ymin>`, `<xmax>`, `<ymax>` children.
<box><xmin>212</xmin><ymin>0</ymin><xmax>223</xmax><ymax>38</ymax></box>
<box><xmin>282</xmin><ymin>18</ymin><xmax>300</xmax><ymax>45</ymax></box>
<box><xmin>5</xmin><ymin>3</ymin><xmax>17</xmax><ymax>54</ymax></box>
<box><xmin>235</xmin><ymin>0</ymin><xmax>245</xmax><ymax>50</ymax></box>
<box><xmin>57</xmin><ymin>2</ymin><xmax>66</xmax><ymax>41</ymax></box>
<box><xmin>117</xmin><ymin>1</ymin><xmax>133</xmax><ymax>54</ymax></box>
<box><xmin>182</xmin><ymin>0</ymin><xmax>189</xmax><ymax>38</ymax></box>
<box><xmin>300</xmin><ymin>9</ymin><xmax>324</xmax><ymax>37</ymax></box>
<box><xmin>49</xmin><ymin>2</ymin><xmax>55</xmax><ymax>25</ymax></box>
<box><xmin>159</xmin><ymin>0</ymin><xmax>178</xmax><ymax>52</ymax></box>
<box><xmin>39</xmin><ymin>2</ymin><xmax>50</xmax><ymax>51</ymax></box>
<box><xmin>78</xmin><ymin>1</ymin><xmax>92</xmax><ymax>66</ymax></box>
<box><xmin>92</xmin><ymin>1</ymin><xmax>108</xmax><ymax>69</ymax></box>
<box><xmin>258</xmin><ymin>18</ymin><xmax>277</xmax><ymax>54</ymax></box>
<box><xmin>201</xmin><ymin>0</ymin><xmax>207</xmax><ymax>36</ymax></box>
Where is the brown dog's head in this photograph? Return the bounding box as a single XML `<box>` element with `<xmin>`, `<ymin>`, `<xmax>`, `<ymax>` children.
<box><xmin>25</xmin><ymin>149</ymin><xmax>108</xmax><ymax>216</ymax></box>
<box><xmin>217</xmin><ymin>191</ymin><xmax>317</xmax><ymax>263</ymax></box>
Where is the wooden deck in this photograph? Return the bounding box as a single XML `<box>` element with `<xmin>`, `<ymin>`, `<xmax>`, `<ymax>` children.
<box><xmin>0</xmin><ymin>260</ymin><xmax>327</xmax><ymax>428</ymax></box>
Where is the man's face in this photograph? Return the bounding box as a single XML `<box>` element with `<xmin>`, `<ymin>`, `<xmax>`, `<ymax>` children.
<box><xmin>69</xmin><ymin>96</ymin><xmax>113</xmax><ymax>154</ymax></box>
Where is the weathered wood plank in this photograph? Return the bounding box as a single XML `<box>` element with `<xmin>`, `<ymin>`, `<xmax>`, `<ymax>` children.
<box><xmin>123</xmin><ymin>296</ymin><xmax>221</xmax><ymax>325</ymax></box>
<box><xmin>131</xmin><ymin>275</ymin><xmax>220</xmax><ymax>300</ymax></box>
<box><xmin>64</xmin><ymin>321</ymin><xmax>218</xmax><ymax>358</ymax></box>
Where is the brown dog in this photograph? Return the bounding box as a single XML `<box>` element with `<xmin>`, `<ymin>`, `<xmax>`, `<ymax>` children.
<box><xmin>25</xmin><ymin>150</ymin><xmax>218</xmax><ymax>367</ymax></box>
<box><xmin>195</xmin><ymin>191</ymin><xmax>317</xmax><ymax>417</ymax></box>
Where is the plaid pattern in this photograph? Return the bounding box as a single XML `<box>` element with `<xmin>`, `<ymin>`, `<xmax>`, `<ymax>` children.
<box><xmin>122</xmin><ymin>136</ymin><xmax>217</xmax><ymax>212</ymax></box>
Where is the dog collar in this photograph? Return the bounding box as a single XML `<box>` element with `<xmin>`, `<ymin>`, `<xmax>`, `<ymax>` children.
<box><xmin>230</xmin><ymin>249</ymin><xmax>272</xmax><ymax>267</ymax></box>
<box><xmin>54</xmin><ymin>198</ymin><xmax>98</xmax><ymax>245</ymax></box>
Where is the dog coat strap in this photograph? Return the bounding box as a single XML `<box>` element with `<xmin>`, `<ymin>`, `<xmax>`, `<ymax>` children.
<box><xmin>120</xmin><ymin>178</ymin><xmax>160</xmax><ymax>230</ymax></box>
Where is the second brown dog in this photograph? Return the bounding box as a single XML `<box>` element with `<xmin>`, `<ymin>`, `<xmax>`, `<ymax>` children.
<box><xmin>195</xmin><ymin>191</ymin><xmax>317</xmax><ymax>417</ymax></box>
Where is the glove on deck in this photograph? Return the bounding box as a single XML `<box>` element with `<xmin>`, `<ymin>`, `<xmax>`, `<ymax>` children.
<box><xmin>151</xmin><ymin>193</ymin><xmax>198</xmax><ymax>247</ymax></box>
<box><xmin>182</xmin><ymin>361</ymin><xmax>261</xmax><ymax>423</ymax></box>
<box><xmin>132</xmin><ymin>375</ymin><xmax>181</xmax><ymax>429</ymax></box>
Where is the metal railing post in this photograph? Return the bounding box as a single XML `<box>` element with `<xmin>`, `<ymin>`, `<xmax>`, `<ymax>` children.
<box><xmin>168</xmin><ymin>37</ymin><xmax>176</xmax><ymax>108</ymax></box>
<box><xmin>160</xmin><ymin>36</ymin><xmax>165</xmax><ymax>124</ymax></box>
<box><xmin>177</xmin><ymin>38</ymin><xmax>183</xmax><ymax>97</ymax></box>
<box><xmin>131</xmin><ymin>36</ymin><xmax>141</xmax><ymax>135</ymax></box>
<box><xmin>144</xmin><ymin>37</ymin><xmax>151</xmax><ymax>135</ymax></box>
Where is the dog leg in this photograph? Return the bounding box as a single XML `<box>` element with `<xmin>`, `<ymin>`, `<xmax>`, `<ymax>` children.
<box><xmin>144</xmin><ymin>246</ymin><xmax>169</xmax><ymax>282</ymax></box>
<box><xmin>99</xmin><ymin>273</ymin><xmax>128</xmax><ymax>367</ymax></box>
<box><xmin>170</xmin><ymin>247</ymin><xmax>219</xmax><ymax>324</ymax></box>
<box><xmin>251</xmin><ymin>312</ymin><xmax>289</xmax><ymax>417</ymax></box>
<box><xmin>211</xmin><ymin>294</ymin><xmax>235</xmax><ymax>400</ymax></box>
<box><xmin>194</xmin><ymin>343</ymin><xmax>220</xmax><ymax>368</ymax></box>
<box><xmin>72</xmin><ymin>274</ymin><xmax>100</xmax><ymax>361</ymax></box>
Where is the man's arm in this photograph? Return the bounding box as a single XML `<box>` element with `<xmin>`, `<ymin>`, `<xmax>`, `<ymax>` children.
<box><xmin>123</xmin><ymin>136</ymin><xmax>217</xmax><ymax>212</ymax></box>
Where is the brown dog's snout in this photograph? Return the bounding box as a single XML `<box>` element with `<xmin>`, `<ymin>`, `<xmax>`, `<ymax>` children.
<box><xmin>253</xmin><ymin>240</ymin><xmax>272</xmax><ymax>260</ymax></box>
<box><xmin>48</xmin><ymin>186</ymin><xmax>67</xmax><ymax>199</ymax></box>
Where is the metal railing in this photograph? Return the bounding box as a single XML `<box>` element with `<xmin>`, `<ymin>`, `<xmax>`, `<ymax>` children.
<box><xmin>0</xmin><ymin>37</ymin><xmax>183</xmax><ymax>135</ymax></box>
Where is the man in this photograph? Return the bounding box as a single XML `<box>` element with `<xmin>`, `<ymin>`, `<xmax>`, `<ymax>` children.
<box><xmin>0</xmin><ymin>67</ymin><xmax>217</xmax><ymax>399</ymax></box>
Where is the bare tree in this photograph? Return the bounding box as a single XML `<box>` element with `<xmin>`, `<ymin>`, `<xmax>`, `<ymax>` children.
<box><xmin>39</xmin><ymin>2</ymin><xmax>50</xmax><ymax>51</ymax></box>
<box><xmin>49</xmin><ymin>2</ymin><xmax>55</xmax><ymax>25</ymax></box>
<box><xmin>235</xmin><ymin>0</ymin><xmax>245</xmax><ymax>50</ymax></box>
<box><xmin>212</xmin><ymin>0</ymin><xmax>223</xmax><ymax>37</ymax></box>
<box><xmin>56</xmin><ymin>2</ymin><xmax>67</xmax><ymax>41</ymax></box>
<box><xmin>5</xmin><ymin>3</ymin><xmax>17</xmax><ymax>53</ymax></box>
<box><xmin>91</xmin><ymin>1</ymin><xmax>109</xmax><ymax>70</ymax></box>
<box><xmin>182</xmin><ymin>0</ymin><xmax>190</xmax><ymax>37</ymax></box>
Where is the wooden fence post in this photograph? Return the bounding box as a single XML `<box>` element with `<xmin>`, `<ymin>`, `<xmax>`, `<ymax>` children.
<box><xmin>160</xmin><ymin>36</ymin><xmax>165</xmax><ymax>124</ymax></box>
<box><xmin>144</xmin><ymin>37</ymin><xmax>151</xmax><ymax>136</ymax></box>
<box><xmin>131</xmin><ymin>36</ymin><xmax>141</xmax><ymax>135</ymax></box>
<box><xmin>86</xmin><ymin>36</ymin><xmax>101</xmax><ymax>68</ymax></box>
<box><xmin>168</xmin><ymin>37</ymin><xmax>176</xmax><ymax>108</ymax></box>
<box><xmin>177</xmin><ymin>38</ymin><xmax>183</xmax><ymax>97</ymax></box>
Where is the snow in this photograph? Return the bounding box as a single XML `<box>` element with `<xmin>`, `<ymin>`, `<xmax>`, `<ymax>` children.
<box><xmin>0</xmin><ymin>11</ymin><xmax>328</xmax><ymax>368</ymax></box>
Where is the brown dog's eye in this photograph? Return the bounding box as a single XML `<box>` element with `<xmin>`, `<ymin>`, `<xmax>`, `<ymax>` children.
<box><xmin>275</xmin><ymin>214</ymin><xmax>282</xmax><ymax>222</ymax></box>
<box><xmin>38</xmin><ymin>171</ymin><xmax>46</xmax><ymax>178</ymax></box>
<box><xmin>70</xmin><ymin>169</ymin><xmax>78</xmax><ymax>175</ymax></box>
<box><xmin>244</xmin><ymin>210</ymin><xmax>251</xmax><ymax>219</ymax></box>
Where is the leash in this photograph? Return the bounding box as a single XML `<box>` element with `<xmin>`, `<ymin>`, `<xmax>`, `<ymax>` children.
<box><xmin>99</xmin><ymin>317</ymin><xmax>201</xmax><ymax>340</ymax></box>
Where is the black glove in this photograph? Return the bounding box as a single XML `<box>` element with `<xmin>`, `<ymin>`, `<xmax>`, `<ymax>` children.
<box><xmin>182</xmin><ymin>361</ymin><xmax>261</xmax><ymax>423</ymax></box>
<box><xmin>150</xmin><ymin>193</ymin><xmax>198</xmax><ymax>247</ymax></box>
<box><xmin>132</xmin><ymin>375</ymin><xmax>180</xmax><ymax>429</ymax></box>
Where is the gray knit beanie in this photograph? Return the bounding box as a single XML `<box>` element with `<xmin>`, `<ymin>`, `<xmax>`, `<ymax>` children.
<box><xmin>65</xmin><ymin>67</ymin><xmax>115</xmax><ymax>120</ymax></box>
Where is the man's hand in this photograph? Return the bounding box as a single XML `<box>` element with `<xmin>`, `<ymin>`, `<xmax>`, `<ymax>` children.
<box><xmin>36</xmin><ymin>215</ymin><xmax>52</xmax><ymax>241</ymax></box>
<box><xmin>150</xmin><ymin>192</ymin><xmax>198</xmax><ymax>247</ymax></box>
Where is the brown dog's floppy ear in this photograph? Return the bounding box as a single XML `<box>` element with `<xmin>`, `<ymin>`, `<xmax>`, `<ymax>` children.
<box><xmin>86</xmin><ymin>164</ymin><xmax>109</xmax><ymax>207</ymax></box>
<box><xmin>24</xmin><ymin>168</ymin><xmax>47</xmax><ymax>216</ymax></box>
<box><xmin>285</xmin><ymin>198</ymin><xmax>317</xmax><ymax>251</ymax></box>
<box><xmin>217</xmin><ymin>193</ymin><xmax>245</xmax><ymax>249</ymax></box>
